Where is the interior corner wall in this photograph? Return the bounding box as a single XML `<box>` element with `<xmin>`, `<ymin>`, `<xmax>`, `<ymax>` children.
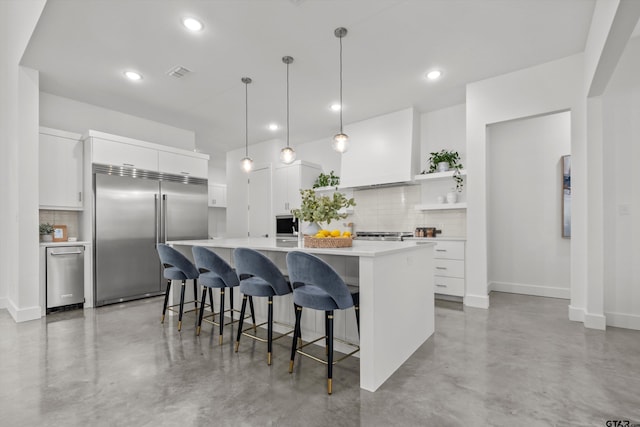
<box><xmin>0</xmin><ymin>0</ymin><xmax>47</xmax><ymax>321</ymax></box>
<box><xmin>465</xmin><ymin>54</ymin><xmax>586</xmax><ymax>310</ymax></box>
<box><xmin>601</xmin><ymin>35</ymin><xmax>640</xmax><ymax>330</ymax></box>
<box><xmin>487</xmin><ymin>112</ymin><xmax>571</xmax><ymax>299</ymax></box>
<box><xmin>39</xmin><ymin>92</ymin><xmax>196</xmax><ymax>150</ymax></box>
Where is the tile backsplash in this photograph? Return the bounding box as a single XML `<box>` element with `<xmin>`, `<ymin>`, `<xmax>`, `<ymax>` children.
<box><xmin>39</xmin><ymin>210</ymin><xmax>81</xmax><ymax>240</ymax></box>
<box><xmin>348</xmin><ymin>185</ymin><xmax>466</xmax><ymax>236</ymax></box>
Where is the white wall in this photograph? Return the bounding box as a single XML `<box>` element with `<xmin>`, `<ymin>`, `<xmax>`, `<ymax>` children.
<box><xmin>0</xmin><ymin>0</ymin><xmax>47</xmax><ymax>320</ymax></box>
<box><xmin>487</xmin><ymin>112</ymin><xmax>571</xmax><ymax>299</ymax></box>
<box><xmin>466</xmin><ymin>54</ymin><xmax>586</xmax><ymax>310</ymax></box>
<box><xmin>602</xmin><ymin>35</ymin><xmax>640</xmax><ymax>330</ymax></box>
<box><xmin>40</xmin><ymin>92</ymin><xmax>196</xmax><ymax>151</ymax></box>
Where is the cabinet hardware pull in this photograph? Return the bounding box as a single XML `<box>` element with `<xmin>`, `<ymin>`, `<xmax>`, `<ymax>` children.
<box><xmin>78</xmin><ymin>192</ymin><xmax>82</xmax><ymax>202</ymax></box>
<box><xmin>51</xmin><ymin>251</ymin><xmax>82</xmax><ymax>256</ymax></box>
<box><xmin>435</xmin><ymin>284</ymin><xmax>446</xmax><ymax>287</ymax></box>
<box><xmin>435</xmin><ymin>249</ymin><xmax>447</xmax><ymax>252</ymax></box>
<box><xmin>181</xmin><ymin>171</ymin><xmax>190</xmax><ymax>175</ymax></box>
<box><xmin>436</xmin><ymin>266</ymin><xmax>447</xmax><ymax>270</ymax></box>
<box><xmin>123</xmin><ymin>163</ymin><xmax>135</xmax><ymax>167</ymax></box>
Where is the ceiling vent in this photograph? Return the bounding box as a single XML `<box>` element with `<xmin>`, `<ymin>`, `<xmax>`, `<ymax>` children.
<box><xmin>167</xmin><ymin>66</ymin><xmax>191</xmax><ymax>78</ymax></box>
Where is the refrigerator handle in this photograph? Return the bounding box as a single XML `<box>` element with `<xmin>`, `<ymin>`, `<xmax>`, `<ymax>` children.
<box><xmin>162</xmin><ymin>194</ymin><xmax>168</xmax><ymax>243</ymax></box>
<box><xmin>154</xmin><ymin>194</ymin><xmax>159</xmax><ymax>246</ymax></box>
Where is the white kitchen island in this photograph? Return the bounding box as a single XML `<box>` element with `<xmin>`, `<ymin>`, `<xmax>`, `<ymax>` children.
<box><xmin>168</xmin><ymin>237</ymin><xmax>434</xmax><ymax>392</ymax></box>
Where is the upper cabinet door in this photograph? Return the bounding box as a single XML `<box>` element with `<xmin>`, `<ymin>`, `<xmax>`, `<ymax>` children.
<box><xmin>158</xmin><ymin>151</ymin><xmax>208</xmax><ymax>178</ymax></box>
<box><xmin>92</xmin><ymin>137</ymin><xmax>158</xmax><ymax>171</ymax></box>
<box><xmin>39</xmin><ymin>131</ymin><xmax>83</xmax><ymax>210</ymax></box>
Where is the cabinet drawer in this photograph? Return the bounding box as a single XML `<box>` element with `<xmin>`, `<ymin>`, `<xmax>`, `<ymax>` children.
<box><xmin>92</xmin><ymin>138</ymin><xmax>158</xmax><ymax>171</ymax></box>
<box><xmin>433</xmin><ymin>241</ymin><xmax>465</xmax><ymax>260</ymax></box>
<box><xmin>434</xmin><ymin>259</ymin><xmax>465</xmax><ymax>278</ymax></box>
<box><xmin>159</xmin><ymin>151</ymin><xmax>208</xmax><ymax>178</ymax></box>
<box><xmin>433</xmin><ymin>276</ymin><xmax>464</xmax><ymax>297</ymax></box>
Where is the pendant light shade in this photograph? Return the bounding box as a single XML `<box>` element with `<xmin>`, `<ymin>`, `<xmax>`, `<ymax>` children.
<box><xmin>332</xmin><ymin>27</ymin><xmax>349</xmax><ymax>153</ymax></box>
<box><xmin>241</xmin><ymin>77</ymin><xmax>253</xmax><ymax>173</ymax></box>
<box><xmin>280</xmin><ymin>56</ymin><xmax>296</xmax><ymax>164</ymax></box>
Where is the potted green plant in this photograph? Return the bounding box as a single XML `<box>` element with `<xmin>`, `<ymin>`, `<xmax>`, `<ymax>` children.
<box><xmin>291</xmin><ymin>189</ymin><xmax>355</xmax><ymax>235</ymax></box>
<box><xmin>39</xmin><ymin>223</ymin><xmax>55</xmax><ymax>242</ymax></box>
<box><xmin>312</xmin><ymin>171</ymin><xmax>340</xmax><ymax>189</ymax></box>
<box><xmin>424</xmin><ymin>149</ymin><xmax>464</xmax><ymax>192</ymax></box>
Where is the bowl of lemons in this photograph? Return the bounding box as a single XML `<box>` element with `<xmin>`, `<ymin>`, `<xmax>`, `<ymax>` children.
<box><xmin>304</xmin><ymin>229</ymin><xmax>353</xmax><ymax>248</ymax></box>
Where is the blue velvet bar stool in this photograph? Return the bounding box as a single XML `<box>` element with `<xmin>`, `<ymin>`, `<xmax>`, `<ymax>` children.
<box><xmin>192</xmin><ymin>246</ymin><xmax>255</xmax><ymax>344</ymax></box>
<box><xmin>286</xmin><ymin>251</ymin><xmax>360</xmax><ymax>395</ymax></box>
<box><xmin>233</xmin><ymin>247</ymin><xmax>293</xmax><ymax>365</ymax></box>
<box><xmin>157</xmin><ymin>244</ymin><xmax>200</xmax><ymax>332</ymax></box>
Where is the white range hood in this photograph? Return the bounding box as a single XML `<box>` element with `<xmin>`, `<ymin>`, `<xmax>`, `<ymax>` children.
<box><xmin>340</xmin><ymin>107</ymin><xmax>419</xmax><ymax>188</ymax></box>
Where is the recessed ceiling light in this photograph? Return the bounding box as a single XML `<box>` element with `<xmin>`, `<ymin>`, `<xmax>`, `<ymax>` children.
<box><xmin>182</xmin><ymin>17</ymin><xmax>204</xmax><ymax>32</ymax></box>
<box><xmin>124</xmin><ymin>71</ymin><xmax>142</xmax><ymax>81</ymax></box>
<box><xmin>330</xmin><ymin>103</ymin><xmax>341</xmax><ymax>112</ymax></box>
<box><xmin>425</xmin><ymin>70</ymin><xmax>442</xmax><ymax>80</ymax></box>
<box><xmin>268</xmin><ymin>123</ymin><xmax>279</xmax><ymax>131</ymax></box>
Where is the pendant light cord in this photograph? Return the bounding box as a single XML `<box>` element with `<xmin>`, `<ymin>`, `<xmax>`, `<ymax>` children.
<box><xmin>339</xmin><ymin>33</ymin><xmax>344</xmax><ymax>134</ymax></box>
<box><xmin>245</xmin><ymin>81</ymin><xmax>249</xmax><ymax>157</ymax></box>
<box><xmin>286</xmin><ymin>60</ymin><xmax>290</xmax><ymax>148</ymax></box>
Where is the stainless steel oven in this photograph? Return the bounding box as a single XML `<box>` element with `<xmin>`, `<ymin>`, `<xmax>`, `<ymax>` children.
<box><xmin>276</xmin><ymin>215</ymin><xmax>299</xmax><ymax>237</ymax></box>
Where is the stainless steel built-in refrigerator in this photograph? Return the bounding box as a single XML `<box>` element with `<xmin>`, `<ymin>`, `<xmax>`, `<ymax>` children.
<box><xmin>93</xmin><ymin>165</ymin><xmax>207</xmax><ymax>306</ymax></box>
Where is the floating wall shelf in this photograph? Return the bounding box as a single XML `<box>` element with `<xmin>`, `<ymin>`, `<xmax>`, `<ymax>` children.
<box><xmin>415</xmin><ymin>202</ymin><xmax>467</xmax><ymax>211</ymax></box>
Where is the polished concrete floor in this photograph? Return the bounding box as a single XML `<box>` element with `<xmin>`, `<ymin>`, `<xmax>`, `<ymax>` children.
<box><xmin>1</xmin><ymin>292</ymin><xmax>639</xmax><ymax>426</ymax></box>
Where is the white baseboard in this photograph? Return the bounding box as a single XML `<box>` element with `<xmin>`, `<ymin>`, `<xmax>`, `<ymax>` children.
<box><xmin>489</xmin><ymin>281</ymin><xmax>570</xmax><ymax>299</ymax></box>
<box><xmin>0</xmin><ymin>296</ymin><xmax>7</xmax><ymax>309</ymax></box>
<box><xmin>464</xmin><ymin>293</ymin><xmax>490</xmax><ymax>309</ymax></box>
<box><xmin>605</xmin><ymin>311</ymin><xmax>640</xmax><ymax>331</ymax></box>
<box><xmin>7</xmin><ymin>299</ymin><xmax>42</xmax><ymax>323</ymax></box>
<box><xmin>568</xmin><ymin>305</ymin><xmax>585</xmax><ymax>322</ymax></box>
<box><xmin>584</xmin><ymin>312</ymin><xmax>606</xmax><ymax>330</ymax></box>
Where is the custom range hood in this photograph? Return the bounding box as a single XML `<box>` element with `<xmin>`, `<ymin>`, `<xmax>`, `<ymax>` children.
<box><xmin>339</xmin><ymin>107</ymin><xmax>419</xmax><ymax>188</ymax></box>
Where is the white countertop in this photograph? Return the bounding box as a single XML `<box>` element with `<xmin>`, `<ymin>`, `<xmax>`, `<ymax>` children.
<box><xmin>39</xmin><ymin>241</ymin><xmax>90</xmax><ymax>247</ymax></box>
<box><xmin>168</xmin><ymin>237</ymin><xmax>433</xmax><ymax>257</ymax></box>
<box><xmin>404</xmin><ymin>236</ymin><xmax>466</xmax><ymax>242</ymax></box>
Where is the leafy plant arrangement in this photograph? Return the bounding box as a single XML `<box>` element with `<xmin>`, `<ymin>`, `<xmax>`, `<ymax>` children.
<box><xmin>312</xmin><ymin>171</ymin><xmax>340</xmax><ymax>188</ymax></box>
<box><xmin>39</xmin><ymin>223</ymin><xmax>54</xmax><ymax>235</ymax></box>
<box><xmin>423</xmin><ymin>149</ymin><xmax>464</xmax><ymax>192</ymax></box>
<box><xmin>291</xmin><ymin>189</ymin><xmax>355</xmax><ymax>224</ymax></box>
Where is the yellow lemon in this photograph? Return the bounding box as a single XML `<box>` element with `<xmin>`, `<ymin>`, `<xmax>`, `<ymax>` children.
<box><xmin>330</xmin><ymin>229</ymin><xmax>341</xmax><ymax>237</ymax></box>
<box><xmin>321</xmin><ymin>229</ymin><xmax>331</xmax><ymax>237</ymax></box>
<box><xmin>314</xmin><ymin>233</ymin><xmax>325</xmax><ymax>238</ymax></box>
<box><xmin>343</xmin><ymin>231</ymin><xmax>352</xmax><ymax>238</ymax></box>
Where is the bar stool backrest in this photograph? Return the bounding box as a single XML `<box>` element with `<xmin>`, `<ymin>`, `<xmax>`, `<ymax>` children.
<box><xmin>286</xmin><ymin>251</ymin><xmax>354</xmax><ymax>310</ymax></box>
<box><xmin>233</xmin><ymin>247</ymin><xmax>291</xmax><ymax>295</ymax></box>
<box><xmin>192</xmin><ymin>246</ymin><xmax>239</xmax><ymax>287</ymax></box>
<box><xmin>157</xmin><ymin>244</ymin><xmax>199</xmax><ymax>279</ymax></box>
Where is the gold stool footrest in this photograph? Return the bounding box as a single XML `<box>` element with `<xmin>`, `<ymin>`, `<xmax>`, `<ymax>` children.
<box><xmin>201</xmin><ymin>308</ymin><xmax>252</xmax><ymax>327</ymax></box>
<box><xmin>241</xmin><ymin>321</ymin><xmax>295</xmax><ymax>343</ymax></box>
<box><xmin>296</xmin><ymin>337</ymin><xmax>360</xmax><ymax>365</ymax></box>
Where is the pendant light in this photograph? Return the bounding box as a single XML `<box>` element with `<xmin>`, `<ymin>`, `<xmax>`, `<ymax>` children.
<box><xmin>332</xmin><ymin>27</ymin><xmax>349</xmax><ymax>153</ymax></box>
<box><xmin>240</xmin><ymin>77</ymin><xmax>253</xmax><ymax>173</ymax></box>
<box><xmin>280</xmin><ymin>56</ymin><xmax>296</xmax><ymax>164</ymax></box>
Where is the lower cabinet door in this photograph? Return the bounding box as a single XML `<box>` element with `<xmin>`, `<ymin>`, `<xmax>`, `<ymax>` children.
<box><xmin>433</xmin><ymin>276</ymin><xmax>465</xmax><ymax>297</ymax></box>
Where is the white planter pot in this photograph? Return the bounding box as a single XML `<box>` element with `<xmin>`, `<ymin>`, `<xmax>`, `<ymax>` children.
<box><xmin>303</xmin><ymin>222</ymin><xmax>320</xmax><ymax>236</ymax></box>
<box><xmin>446</xmin><ymin>192</ymin><xmax>458</xmax><ymax>204</ymax></box>
<box><xmin>436</xmin><ymin>195</ymin><xmax>445</xmax><ymax>204</ymax></box>
<box><xmin>437</xmin><ymin>162</ymin><xmax>450</xmax><ymax>173</ymax></box>
<box><xmin>41</xmin><ymin>234</ymin><xmax>53</xmax><ymax>242</ymax></box>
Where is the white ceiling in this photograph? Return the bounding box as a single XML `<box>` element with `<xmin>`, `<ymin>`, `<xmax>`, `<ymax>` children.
<box><xmin>22</xmin><ymin>0</ymin><xmax>597</xmax><ymax>155</ymax></box>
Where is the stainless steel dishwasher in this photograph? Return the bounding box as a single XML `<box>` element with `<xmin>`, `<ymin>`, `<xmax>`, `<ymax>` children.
<box><xmin>46</xmin><ymin>246</ymin><xmax>85</xmax><ymax>313</ymax></box>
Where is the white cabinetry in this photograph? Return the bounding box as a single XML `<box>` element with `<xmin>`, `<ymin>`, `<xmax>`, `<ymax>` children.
<box><xmin>414</xmin><ymin>170</ymin><xmax>467</xmax><ymax>211</ymax></box>
<box><xmin>272</xmin><ymin>161</ymin><xmax>321</xmax><ymax>215</ymax></box>
<box><xmin>85</xmin><ymin>131</ymin><xmax>208</xmax><ymax>176</ymax></box>
<box><xmin>433</xmin><ymin>240</ymin><xmax>465</xmax><ymax>297</ymax></box>
<box><xmin>208</xmin><ymin>184</ymin><xmax>227</xmax><ymax>207</ymax></box>
<box><xmin>91</xmin><ymin>137</ymin><xmax>158</xmax><ymax>171</ymax></box>
<box><xmin>39</xmin><ymin>127</ymin><xmax>83</xmax><ymax>210</ymax></box>
<box><xmin>159</xmin><ymin>151</ymin><xmax>207</xmax><ymax>178</ymax></box>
